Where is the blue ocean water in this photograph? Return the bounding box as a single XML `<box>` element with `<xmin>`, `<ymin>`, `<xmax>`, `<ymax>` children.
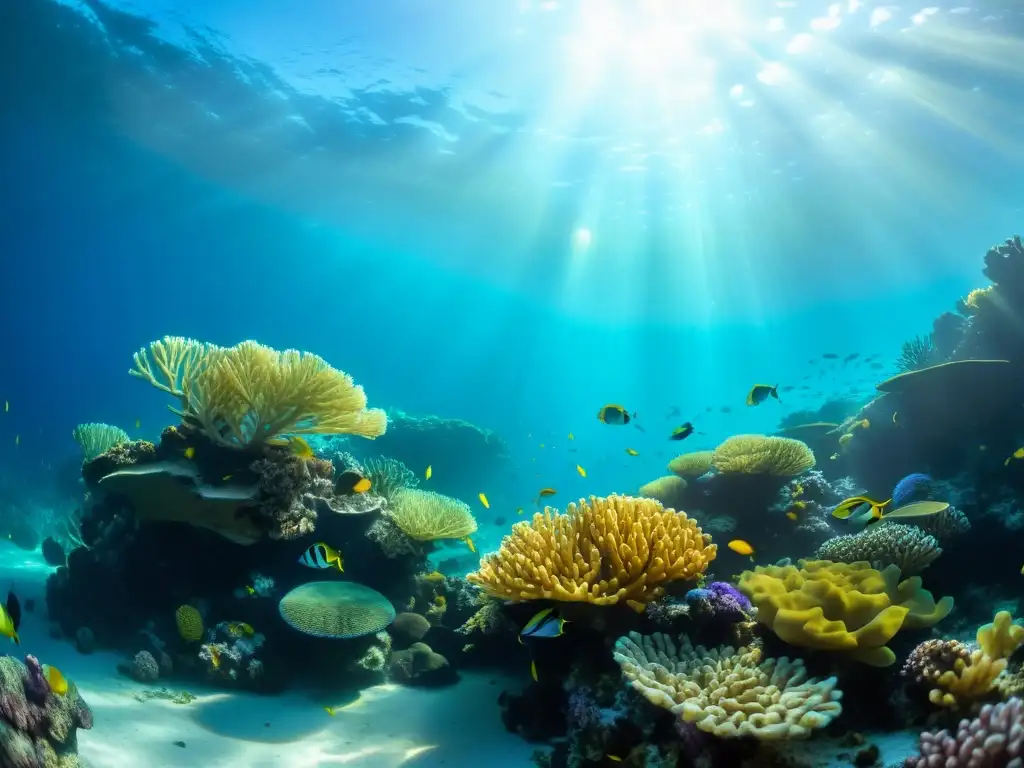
<box><xmin>3</xmin><ymin>2</ymin><xmax>1024</xmax><ymax>766</ymax></box>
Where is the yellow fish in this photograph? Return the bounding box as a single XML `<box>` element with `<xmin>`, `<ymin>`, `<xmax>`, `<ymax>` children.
<box><xmin>425</xmin><ymin>465</ymin><xmax>432</xmax><ymax>480</ymax></box>
<box><xmin>831</xmin><ymin>495</ymin><xmax>890</xmax><ymax>521</ymax></box>
<box><xmin>184</xmin><ymin>446</ymin><xmax>195</xmax><ymax>460</ymax></box>
<box><xmin>352</xmin><ymin>477</ymin><xmax>372</xmax><ymax>493</ymax></box>
<box><xmin>516</xmin><ymin>507</ymin><xmax>524</xmax><ymax>515</ymax></box>
<box><xmin>43</xmin><ymin>665</ymin><xmax>68</xmax><ymax>696</ymax></box>
<box><xmin>135</xmin><ymin>419</ymin><xmax>141</xmax><ymax>429</ymax></box>
<box><xmin>0</xmin><ymin>599</ymin><xmax>19</xmax><ymax>645</ymax></box>
<box><xmin>530</xmin><ymin>661</ymin><xmax>538</xmax><ymax>682</ymax></box>
<box><xmin>244</xmin><ymin>585</ymin><xmax>256</xmax><ymax>596</ymax></box>
<box><xmin>625</xmin><ymin>448</ymin><xmax>639</xmax><ymax>456</ymax></box>
<box><xmin>13</xmin><ymin>436</ymin><xmax>18</xmax><ymax>447</ymax></box>
<box><xmin>222</xmin><ymin>474</ymin><xmax>233</xmax><ymax>481</ymax></box>
<box><xmin>1005</xmin><ymin>447</ymin><xmax>1024</xmax><ymax>467</ymax></box>
<box><xmin>576</xmin><ymin>464</ymin><xmax>586</xmax><ymax>478</ymax></box>
<box><xmin>463</xmin><ymin>536</ymin><xmax>476</xmax><ymax>554</ymax></box>
<box><xmin>324</xmin><ymin>707</ymin><xmax>335</xmax><ymax>716</ymax></box>
<box><xmin>209</xmin><ymin>647</ymin><xmax>221</xmax><ymax>670</ymax></box>
<box><xmin>838</xmin><ymin>433</ymin><xmax>853</xmax><ymax>447</ymax></box>
<box><xmin>478</xmin><ymin>493</ymin><xmax>490</xmax><ymax>509</ymax></box>
<box><xmin>727</xmin><ymin>539</ymin><xmax>755</xmax><ymax>557</ymax></box>
<box><xmin>227</xmin><ymin>622</ymin><xmax>254</xmax><ymax>638</ymax></box>
<box><xmin>786</xmin><ymin>511</ymin><xmax>799</xmax><ymax>521</ymax></box>
<box><xmin>568</xmin><ymin>432</ymin><xmax>574</xmax><ymax>440</ymax></box>
<box><xmin>608</xmin><ymin>757</ymin><xmax>623</xmax><ymax>763</ymax></box>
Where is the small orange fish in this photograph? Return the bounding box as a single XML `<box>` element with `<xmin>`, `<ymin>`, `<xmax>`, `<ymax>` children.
<box><xmin>576</xmin><ymin>464</ymin><xmax>586</xmax><ymax>478</ymax></box>
<box><xmin>425</xmin><ymin>465</ymin><xmax>432</xmax><ymax>480</ymax></box>
<box><xmin>625</xmin><ymin>448</ymin><xmax>639</xmax><ymax>456</ymax></box>
<box><xmin>184</xmin><ymin>446</ymin><xmax>195</xmax><ymax>459</ymax></box>
<box><xmin>530</xmin><ymin>661</ymin><xmax>538</xmax><ymax>682</ymax></box>
<box><xmin>479</xmin><ymin>493</ymin><xmax>490</xmax><ymax>509</ymax></box>
<box><xmin>353</xmin><ymin>478</ymin><xmax>372</xmax><ymax>493</ymax></box>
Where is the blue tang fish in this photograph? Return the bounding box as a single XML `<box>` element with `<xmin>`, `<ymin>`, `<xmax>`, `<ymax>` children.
<box><xmin>518</xmin><ymin>608</ymin><xmax>568</xmax><ymax>642</ymax></box>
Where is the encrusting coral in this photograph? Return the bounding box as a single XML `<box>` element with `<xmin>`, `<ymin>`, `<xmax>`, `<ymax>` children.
<box><xmin>468</xmin><ymin>495</ymin><xmax>716</xmax><ymax>610</ymax></box>
<box><xmin>815</xmin><ymin>523</ymin><xmax>943</xmax><ymax>575</ymax></box>
<box><xmin>919</xmin><ymin>611</ymin><xmax>1024</xmax><ymax>709</ymax></box>
<box><xmin>737</xmin><ymin>559</ymin><xmax>954</xmax><ymax>666</ymax></box>
<box><xmin>130</xmin><ymin>336</ymin><xmax>387</xmax><ymax>446</ymax></box>
<box><xmin>613</xmin><ymin>632</ymin><xmax>842</xmax><ymax>739</ymax></box>
<box><xmin>711</xmin><ymin>435</ymin><xmax>816</xmax><ymax>476</ymax></box>
<box><xmin>386</xmin><ymin>488</ymin><xmax>478</xmax><ymax>541</ymax></box>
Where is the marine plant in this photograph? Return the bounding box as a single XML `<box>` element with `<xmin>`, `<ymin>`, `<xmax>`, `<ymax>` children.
<box><xmin>896</xmin><ymin>333</ymin><xmax>939</xmax><ymax>373</ymax></box>
<box><xmin>613</xmin><ymin>632</ymin><xmax>842</xmax><ymax>739</ymax></box>
<box><xmin>130</xmin><ymin>336</ymin><xmax>387</xmax><ymax>446</ymax></box>
<box><xmin>385</xmin><ymin>488</ymin><xmax>478</xmax><ymax>541</ymax></box>
<box><xmin>72</xmin><ymin>422</ymin><xmax>129</xmax><ymax>462</ymax></box>
<box><xmin>467</xmin><ymin>495</ymin><xmax>716</xmax><ymax>610</ymax></box>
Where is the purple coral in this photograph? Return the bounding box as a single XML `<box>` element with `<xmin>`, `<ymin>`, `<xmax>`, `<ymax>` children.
<box><xmin>904</xmin><ymin>697</ymin><xmax>1024</xmax><ymax>767</ymax></box>
<box><xmin>567</xmin><ymin>687</ymin><xmax>601</xmax><ymax>730</ymax></box>
<box><xmin>22</xmin><ymin>657</ymin><xmax>48</xmax><ymax>705</ymax></box>
<box><xmin>685</xmin><ymin>582</ymin><xmax>751</xmax><ymax>622</ymax></box>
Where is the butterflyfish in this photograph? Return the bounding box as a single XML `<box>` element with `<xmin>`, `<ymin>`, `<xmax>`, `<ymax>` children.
<box><xmin>519</xmin><ymin>607</ymin><xmax>569</xmax><ymax>641</ymax></box>
<box><xmin>608</xmin><ymin>757</ymin><xmax>623</xmax><ymax>763</ymax></box>
<box><xmin>597</xmin><ymin>405</ymin><xmax>634</xmax><ymax>425</ymax></box>
<box><xmin>299</xmin><ymin>542</ymin><xmax>344</xmax><ymax>572</ymax></box>
<box><xmin>425</xmin><ymin>465</ymin><xmax>432</xmax><ymax>480</ymax></box>
<box><xmin>746</xmin><ymin>384</ymin><xmax>780</xmax><ymax>406</ymax></box>
<box><xmin>669</xmin><ymin>423</ymin><xmax>694</xmax><ymax>441</ymax></box>
<box><xmin>625</xmin><ymin>448</ymin><xmax>639</xmax><ymax>456</ymax></box>
<box><xmin>831</xmin><ymin>495</ymin><xmax>890</xmax><ymax>521</ymax></box>
<box><xmin>184</xmin><ymin>446</ymin><xmax>195</xmax><ymax>460</ymax></box>
<box><xmin>478</xmin><ymin>493</ymin><xmax>490</xmax><ymax>509</ymax></box>
<box><xmin>43</xmin><ymin>665</ymin><xmax>68</xmax><ymax>696</ymax></box>
<box><xmin>576</xmin><ymin>464</ymin><xmax>586</xmax><ymax>477</ymax></box>
<box><xmin>267</xmin><ymin>435</ymin><xmax>315</xmax><ymax>459</ymax></box>
<box><xmin>727</xmin><ymin>539</ymin><xmax>755</xmax><ymax>557</ymax></box>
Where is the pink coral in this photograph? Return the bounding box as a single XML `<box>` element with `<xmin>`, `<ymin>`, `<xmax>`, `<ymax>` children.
<box><xmin>904</xmin><ymin>697</ymin><xmax>1024</xmax><ymax>767</ymax></box>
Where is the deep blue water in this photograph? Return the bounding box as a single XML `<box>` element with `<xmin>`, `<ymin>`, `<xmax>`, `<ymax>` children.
<box><xmin>2</xmin><ymin>0</ymin><xmax>1024</xmax><ymax>509</ymax></box>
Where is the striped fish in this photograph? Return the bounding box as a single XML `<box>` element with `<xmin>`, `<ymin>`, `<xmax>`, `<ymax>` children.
<box><xmin>518</xmin><ymin>607</ymin><xmax>568</xmax><ymax>642</ymax></box>
<box><xmin>298</xmin><ymin>542</ymin><xmax>344</xmax><ymax>573</ymax></box>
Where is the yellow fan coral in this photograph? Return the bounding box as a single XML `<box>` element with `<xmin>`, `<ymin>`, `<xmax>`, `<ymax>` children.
<box><xmin>712</xmin><ymin>435</ymin><xmax>816</xmax><ymax>476</ymax></box>
<box><xmin>667</xmin><ymin>451</ymin><xmax>714</xmax><ymax>478</ymax></box>
<box><xmin>738</xmin><ymin>559</ymin><xmax>953</xmax><ymax>667</ymax></box>
<box><xmin>928</xmin><ymin>611</ymin><xmax>1024</xmax><ymax>708</ymax></box>
<box><xmin>614</xmin><ymin>632</ymin><xmax>842</xmax><ymax>739</ymax></box>
<box><xmin>467</xmin><ymin>495</ymin><xmax>716</xmax><ymax>610</ymax></box>
<box><xmin>386</xmin><ymin>488</ymin><xmax>478</xmax><ymax>541</ymax></box>
<box><xmin>131</xmin><ymin>336</ymin><xmax>387</xmax><ymax>446</ymax></box>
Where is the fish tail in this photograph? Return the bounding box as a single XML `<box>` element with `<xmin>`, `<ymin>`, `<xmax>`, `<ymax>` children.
<box><xmin>336</xmin><ymin>560</ymin><xmax>344</xmax><ymax>573</ymax></box>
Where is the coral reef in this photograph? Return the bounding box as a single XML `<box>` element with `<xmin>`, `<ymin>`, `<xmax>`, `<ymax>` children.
<box><xmin>385</xmin><ymin>488</ymin><xmax>478</xmax><ymax>541</ymax></box>
<box><xmin>667</xmin><ymin>451</ymin><xmax>714</xmax><ymax>479</ymax></box>
<box><xmin>468</xmin><ymin>495</ymin><xmax>716</xmax><ymax>609</ymax></box>
<box><xmin>278</xmin><ymin>581</ymin><xmax>396</xmax><ymax>639</ymax></box>
<box><xmin>738</xmin><ymin>559</ymin><xmax>954</xmax><ymax>666</ymax></box>
<box><xmin>711</xmin><ymin>435</ymin><xmax>816</xmax><ymax>476</ymax></box>
<box><xmin>815</xmin><ymin>523</ymin><xmax>943</xmax><ymax>575</ymax></box>
<box><xmin>613</xmin><ymin>632</ymin><xmax>842</xmax><ymax>739</ymax></box>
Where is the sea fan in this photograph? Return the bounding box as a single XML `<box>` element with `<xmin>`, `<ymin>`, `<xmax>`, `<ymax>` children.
<box><xmin>896</xmin><ymin>334</ymin><xmax>938</xmax><ymax>373</ymax></box>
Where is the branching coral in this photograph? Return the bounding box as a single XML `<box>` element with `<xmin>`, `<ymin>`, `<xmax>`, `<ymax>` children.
<box><xmin>131</xmin><ymin>336</ymin><xmax>387</xmax><ymax>446</ymax></box>
<box><xmin>711</xmin><ymin>435</ymin><xmax>815</xmax><ymax>476</ymax></box>
<box><xmin>904</xmin><ymin>698</ymin><xmax>1024</xmax><ymax>767</ymax></box>
<box><xmin>467</xmin><ymin>495</ymin><xmax>716</xmax><ymax>610</ymax></box>
<box><xmin>668</xmin><ymin>451</ymin><xmax>714</xmax><ymax>478</ymax></box>
<box><xmin>72</xmin><ymin>422</ymin><xmax>130</xmax><ymax>462</ymax></box>
<box><xmin>385</xmin><ymin>488</ymin><xmax>477</xmax><ymax>541</ymax></box>
<box><xmin>815</xmin><ymin>523</ymin><xmax>942</xmax><ymax>575</ymax></box>
<box><xmin>920</xmin><ymin>611</ymin><xmax>1024</xmax><ymax>709</ymax></box>
<box><xmin>737</xmin><ymin>559</ymin><xmax>954</xmax><ymax>667</ymax></box>
<box><xmin>613</xmin><ymin>632</ymin><xmax>842</xmax><ymax>739</ymax></box>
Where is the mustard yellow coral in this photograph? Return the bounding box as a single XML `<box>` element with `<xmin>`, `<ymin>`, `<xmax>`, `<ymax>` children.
<box><xmin>928</xmin><ymin>611</ymin><xmax>1024</xmax><ymax>708</ymax></box>
<box><xmin>386</xmin><ymin>488</ymin><xmax>478</xmax><ymax>541</ymax></box>
<box><xmin>638</xmin><ymin>475</ymin><xmax>688</xmax><ymax>508</ymax></box>
<box><xmin>467</xmin><ymin>495</ymin><xmax>716</xmax><ymax>609</ymax></box>
<box><xmin>712</xmin><ymin>435</ymin><xmax>815</xmax><ymax>476</ymax></box>
<box><xmin>668</xmin><ymin>451</ymin><xmax>714</xmax><ymax>478</ymax></box>
<box><xmin>131</xmin><ymin>336</ymin><xmax>387</xmax><ymax>446</ymax></box>
<box><xmin>738</xmin><ymin>559</ymin><xmax>953</xmax><ymax>667</ymax></box>
<box><xmin>613</xmin><ymin>632</ymin><xmax>842</xmax><ymax>739</ymax></box>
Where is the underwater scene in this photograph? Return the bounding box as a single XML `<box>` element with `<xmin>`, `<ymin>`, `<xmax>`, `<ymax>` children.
<box><xmin>5</xmin><ymin>1</ymin><xmax>1024</xmax><ymax>767</ymax></box>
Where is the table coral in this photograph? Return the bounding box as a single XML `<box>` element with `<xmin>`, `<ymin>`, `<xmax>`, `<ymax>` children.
<box><xmin>467</xmin><ymin>495</ymin><xmax>716</xmax><ymax>610</ymax></box>
<box><xmin>613</xmin><ymin>632</ymin><xmax>842</xmax><ymax>739</ymax></box>
<box><xmin>737</xmin><ymin>559</ymin><xmax>954</xmax><ymax>666</ymax></box>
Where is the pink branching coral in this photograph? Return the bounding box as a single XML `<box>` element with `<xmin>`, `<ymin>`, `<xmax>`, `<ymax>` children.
<box><xmin>904</xmin><ymin>697</ymin><xmax>1024</xmax><ymax>767</ymax></box>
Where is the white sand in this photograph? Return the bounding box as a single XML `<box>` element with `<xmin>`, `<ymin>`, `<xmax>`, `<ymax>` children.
<box><xmin>1</xmin><ymin>542</ymin><xmax>536</xmax><ymax>768</ymax></box>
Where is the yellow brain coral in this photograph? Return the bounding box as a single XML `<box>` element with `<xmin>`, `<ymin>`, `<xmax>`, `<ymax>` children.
<box><xmin>712</xmin><ymin>435</ymin><xmax>816</xmax><ymax>476</ymax></box>
<box><xmin>386</xmin><ymin>488</ymin><xmax>478</xmax><ymax>541</ymax></box>
<box><xmin>175</xmin><ymin>605</ymin><xmax>204</xmax><ymax>642</ymax></box>
<box><xmin>613</xmin><ymin>632</ymin><xmax>842</xmax><ymax>739</ymax></box>
<box><xmin>131</xmin><ymin>336</ymin><xmax>387</xmax><ymax>446</ymax></box>
<box><xmin>738</xmin><ymin>559</ymin><xmax>953</xmax><ymax>667</ymax></box>
<box><xmin>668</xmin><ymin>451</ymin><xmax>714</xmax><ymax>478</ymax></box>
<box><xmin>467</xmin><ymin>495</ymin><xmax>716</xmax><ymax>610</ymax></box>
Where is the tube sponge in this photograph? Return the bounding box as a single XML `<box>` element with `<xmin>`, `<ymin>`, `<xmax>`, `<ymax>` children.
<box><xmin>613</xmin><ymin>632</ymin><xmax>842</xmax><ymax>739</ymax></box>
<box><xmin>467</xmin><ymin>495</ymin><xmax>716</xmax><ymax>610</ymax></box>
<box><xmin>738</xmin><ymin>559</ymin><xmax>953</xmax><ymax>667</ymax></box>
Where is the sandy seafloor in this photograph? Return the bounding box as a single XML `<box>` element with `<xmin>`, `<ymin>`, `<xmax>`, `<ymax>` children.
<box><xmin>0</xmin><ymin>541</ymin><xmax>923</xmax><ymax>767</ymax></box>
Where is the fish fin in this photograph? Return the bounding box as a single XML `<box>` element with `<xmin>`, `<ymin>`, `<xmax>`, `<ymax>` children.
<box><xmin>336</xmin><ymin>561</ymin><xmax>344</xmax><ymax>573</ymax></box>
<box><xmin>517</xmin><ymin>636</ymin><xmax>524</xmax><ymax>645</ymax></box>
<box><xmin>11</xmin><ymin>633</ymin><xmax>18</xmax><ymax>646</ymax></box>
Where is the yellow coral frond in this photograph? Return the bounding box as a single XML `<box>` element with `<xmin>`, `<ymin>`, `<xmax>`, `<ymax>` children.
<box><xmin>130</xmin><ymin>336</ymin><xmax>213</xmax><ymax>406</ymax></box>
<box><xmin>738</xmin><ymin>559</ymin><xmax>953</xmax><ymax>666</ymax></box>
<box><xmin>387</xmin><ymin>488</ymin><xmax>478</xmax><ymax>541</ymax></box>
<box><xmin>928</xmin><ymin>611</ymin><xmax>1024</xmax><ymax>708</ymax></box>
<box><xmin>467</xmin><ymin>494</ymin><xmax>716</xmax><ymax>607</ymax></box>
<box><xmin>712</xmin><ymin>435</ymin><xmax>816</xmax><ymax>476</ymax></box>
